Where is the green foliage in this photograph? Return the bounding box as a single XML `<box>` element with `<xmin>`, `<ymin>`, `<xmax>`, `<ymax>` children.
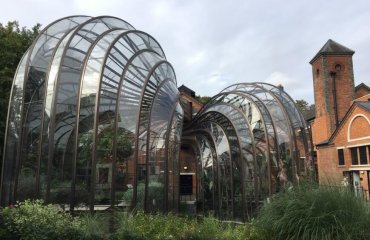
<box><xmin>295</xmin><ymin>99</ymin><xmax>315</xmax><ymax>119</ymax></box>
<box><xmin>0</xmin><ymin>200</ymin><xmax>266</xmax><ymax>240</ymax></box>
<box><xmin>76</xmin><ymin>213</ymin><xmax>109</xmax><ymax>239</ymax></box>
<box><xmin>121</xmin><ymin>176</ymin><xmax>164</xmax><ymax>209</ymax></box>
<box><xmin>1</xmin><ymin>200</ymin><xmax>81</xmax><ymax>240</ymax></box>
<box><xmin>0</xmin><ymin>21</ymin><xmax>41</xmax><ymax>160</ymax></box>
<box><xmin>114</xmin><ymin>211</ymin><xmax>258</xmax><ymax>240</ymax></box>
<box><xmin>79</xmin><ymin>125</ymin><xmax>134</xmax><ymax>163</ymax></box>
<box><xmin>7</xmin><ymin>187</ymin><xmax>370</xmax><ymax>240</ymax></box>
<box><xmin>0</xmin><ymin>200</ymin><xmax>109</xmax><ymax>240</ymax></box>
<box><xmin>98</xmin><ymin>125</ymin><xmax>134</xmax><ymax>161</ymax></box>
<box><xmin>195</xmin><ymin>95</ymin><xmax>211</xmax><ymax>105</ymax></box>
<box><xmin>115</xmin><ymin>211</ymin><xmax>191</xmax><ymax>239</ymax></box>
<box><xmin>256</xmin><ymin>183</ymin><xmax>370</xmax><ymax>240</ymax></box>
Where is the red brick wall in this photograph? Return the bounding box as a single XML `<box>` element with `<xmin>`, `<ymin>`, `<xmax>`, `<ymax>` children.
<box><xmin>179</xmin><ymin>147</ymin><xmax>197</xmax><ymax>194</ymax></box>
<box><xmin>312</xmin><ymin>115</ymin><xmax>331</xmax><ymax>144</ymax></box>
<box><xmin>355</xmin><ymin>87</ymin><xmax>370</xmax><ymax>99</ymax></box>
<box><xmin>326</xmin><ymin>56</ymin><xmax>355</xmax><ymax>123</ymax></box>
<box><xmin>180</xmin><ymin>93</ymin><xmax>203</xmax><ymax>122</ymax></box>
<box><xmin>311</xmin><ymin>55</ymin><xmax>355</xmax><ymax>145</ymax></box>
<box><xmin>316</xmin><ymin>146</ymin><xmax>343</xmax><ymax>183</ymax></box>
<box><xmin>317</xmin><ymin>106</ymin><xmax>370</xmax><ymax>185</ymax></box>
<box><xmin>350</xmin><ymin>115</ymin><xmax>370</xmax><ymax>140</ymax></box>
<box><xmin>354</xmin><ymin>93</ymin><xmax>370</xmax><ymax>102</ymax></box>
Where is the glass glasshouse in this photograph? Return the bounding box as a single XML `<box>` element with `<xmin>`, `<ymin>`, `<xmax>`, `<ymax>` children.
<box><xmin>0</xmin><ymin>16</ymin><xmax>313</xmax><ymax>220</ymax></box>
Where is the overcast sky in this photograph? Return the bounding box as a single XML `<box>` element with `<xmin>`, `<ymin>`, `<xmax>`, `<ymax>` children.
<box><xmin>1</xmin><ymin>0</ymin><xmax>370</xmax><ymax>103</ymax></box>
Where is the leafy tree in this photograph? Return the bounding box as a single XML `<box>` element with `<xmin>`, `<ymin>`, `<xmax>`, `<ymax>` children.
<box><xmin>295</xmin><ymin>99</ymin><xmax>315</xmax><ymax>119</ymax></box>
<box><xmin>79</xmin><ymin>124</ymin><xmax>134</xmax><ymax>163</ymax></box>
<box><xmin>195</xmin><ymin>95</ymin><xmax>211</xmax><ymax>105</ymax></box>
<box><xmin>0</xmin><ymin>21</ymin><xmax>41</xmax><ymax>160</ymax></box>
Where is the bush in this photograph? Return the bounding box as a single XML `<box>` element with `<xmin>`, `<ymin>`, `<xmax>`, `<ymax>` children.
<box><xmin>256</xmin><ymin>183</ymin><xmax>370</xmax><ymax>240</ymax></box>
<box><xmin>1</xmin><ymin>200</ymin><xmax>81</xmax><ymax>240</ymax></box>
<box><xmin>0</xmin><ymin>200</ymin><xmax>110</xmax><ymax>240</ymax></box>
<box><xmin>122</xmin><ymin>177</ymin><xmax>164</xmax><ymax>210</ymax></box>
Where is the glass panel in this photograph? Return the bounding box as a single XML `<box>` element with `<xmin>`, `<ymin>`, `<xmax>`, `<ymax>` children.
<box><xmin>44</xmin><ymin>30</ymin><xmax>77</xmax><ymax>205</ymax></box>
<box><xmin>48</xmin><ymin>18</ymin><xmax>132</xmax><ymax>207</ymax></box>
<box><xmin>338</xmin><ymin>149</ymin><xmax>345</xmax><ymax>166</ymax></box>
<box><xmin>351</xmin><ymin>148</ymin><xmax>358</xmax><ymax>165</ymax></box>
<box><xmin>167</xmin><ymin>103</ymin><xmax>183</xmax><ymax>211</ymax></box>
<box><xmin>196</xmin><ymin>135</ymin><xmax>216</xmax><ymax>214</ymax></box>
<box><xmin>74</xmin><ymin>30</ymin><xmax>125</xmax><ymax>207</ymax></box>
<box><xmin>1</xmin><ymin>50</ymin><xmax>30</xmax><ymax>204</ymax></box>
<box><xmin>19</xmin><ymin>16</ymin><xmax>91</xmax><ymax>201</ymax></box>
<box><xmin>118</xmin><ymin>52</ymin><xmax>164</xmax><ymax>210</ymax></box>
<box><xmin>359</xmin><ymin>146</ymin><xmax>367</xmax><ymax>165</ymax></box>
<box><xmin>147</xmin><ymin>80</ymin><xmax>179</xmax><ymax>212</ymax></box>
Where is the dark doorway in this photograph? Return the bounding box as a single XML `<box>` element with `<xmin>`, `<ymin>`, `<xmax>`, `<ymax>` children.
<box><xmin>180</xmin><ymin>175</ymin><xmax>193</xmax><ymax>195</ymax></box>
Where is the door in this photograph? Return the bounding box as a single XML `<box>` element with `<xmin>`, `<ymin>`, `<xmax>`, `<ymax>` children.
<box><xmin>352</xmin><ymin>171</ymin><xmax>360</xmax><ymax>196</ymax></box>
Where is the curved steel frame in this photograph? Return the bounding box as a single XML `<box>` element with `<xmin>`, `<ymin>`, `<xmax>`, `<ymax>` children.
<box><xmin>0</xmin><ymin>16</ymin><xmax>182</xmax><ymax>213</ymax></box>
<box><xmin>183</xmin><ymin>82</ymin><xmax>314</xmax><ymax>220</ymax></box>
<box><xmin>1</xmin><ymin>16</ymin><xmax>314</xmax><ymax>220</ymax></box>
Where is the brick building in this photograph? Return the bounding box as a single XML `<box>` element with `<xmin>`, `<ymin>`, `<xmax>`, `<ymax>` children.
<box><xmin>309</xmin><ymin>39</ymin><xmax>370</xmax><ymax>193</ymax></box>
<box><xmin>178</xmin><ymin>85</ymin><xmax>204</xmax><ymax>201</ymax></box>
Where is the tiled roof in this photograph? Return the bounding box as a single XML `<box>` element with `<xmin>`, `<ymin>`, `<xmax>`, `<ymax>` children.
<box><xmin>310</xmin><ymin>39</ymin><xmax>355</xmax><ymax>64</ymax></box>
<box><xmin>357</xmin><ymin>101</ymin><xmax>370</xmax><ymax>112</ymax></box>
<box><xmin>355</xmin><ymin>83</ymin><xmax>370</xmax><ymax>91</ymax></box>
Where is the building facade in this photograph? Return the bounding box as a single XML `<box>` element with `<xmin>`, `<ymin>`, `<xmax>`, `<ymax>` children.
<box><xmin>310</xmin><ymin>39</ymin><xmax>370</xmax><ymax>195</ymax></box>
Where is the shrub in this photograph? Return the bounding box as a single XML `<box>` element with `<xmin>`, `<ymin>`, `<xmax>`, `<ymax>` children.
<box><xmin>0</xmin><ymin>209</ymin><xmax>15</xmax><ymax>240</ymax></box>
<box><xmin>1</xmin><ymin>200</ymin><xmax>81</xmax><ymax>240</ymax></box>
<box><xmin>76</xmin><ymin>213</ymin><xmax>109</xmax><ymax>239</ymax></box>
<box><xmin>122</xmin><ymin>177</ymin><xmax>164</xmax><ymax>210</ymax></box>
<box><xmin>0</xmin><ymin>200</ymin><xmax>112</xmax><ymax>240</ymax></box>
<box><xmin>256</xmin><ymin>183</ymin><xmax>370</xmax><ymax>240</ymax></box>
<box><xmin>114</xmin><ymin>211</ymin><xmax>260</xmax><ymax>240</ymax></box>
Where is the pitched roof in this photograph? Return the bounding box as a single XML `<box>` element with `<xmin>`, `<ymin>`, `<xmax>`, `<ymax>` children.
<box><xmin>178</xmin><ymin>84</ymin><xmax>195</xmax><ymax>95</ymax></box>
<box><xmin>325</xmin><ymin>101</ymin><xmax>370</xmax><ymax>144</ymax></box>
<box><xmin>355</xmin><ymin>82</ymin><xmax>370</xmax><ymax>91</ymax></box>
<box><xmin>316</xmin><ymin>139</ymin><xmax>330</xmax><ymax>147</ymax></box>
<box><xmin>310</xmin><ymin>39</ymin><xmax>355</xmax><ymax>64</ymax></box>
<box><xmin>357</xmin><ymin>101</ymin><xmax>370</xmax><ymax>112</ymax></box>
<box><xmin>303</xmin><ymin>108</ymin><xmax>316</xmax><ymax>121</ymax></box>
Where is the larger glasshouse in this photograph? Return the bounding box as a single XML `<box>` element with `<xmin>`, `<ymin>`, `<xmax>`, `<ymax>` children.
<box><xmin>0</xmin><ymin>16</ymin><xmax>313</xmax><ymax>220</ymax></box>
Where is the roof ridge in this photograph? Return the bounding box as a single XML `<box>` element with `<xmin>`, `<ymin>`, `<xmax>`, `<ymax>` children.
<box><xmin>355</xmin><ymin>82</ymin><xmax>370</xmax><ymax>91</ymax></box>
<box><xmin>310</xmin><ymin>39</ymin><xmax>355</xmax><ymax>64</ymax></box>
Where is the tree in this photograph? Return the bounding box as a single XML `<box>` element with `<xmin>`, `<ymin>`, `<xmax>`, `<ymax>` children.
<box><xmin>0</xmin><ymin>21</ymin><xmax>41</xmax><ymax>160</ymax></box>
<box><xmin>195</xmin><ymin>95</ymin><xmax>211</xmax><ymax>105</ymax></box>
<box><xmin>295</xmin><ymin>99</ymin><xmax>315</xmax><ymax>119</ymax></box>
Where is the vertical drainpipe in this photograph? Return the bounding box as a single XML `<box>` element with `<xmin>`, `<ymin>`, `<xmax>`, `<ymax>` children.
<box><xmin>330</xmin><ymin>71</ymin><xmax>339</xmax><ymax>128</ymax></box>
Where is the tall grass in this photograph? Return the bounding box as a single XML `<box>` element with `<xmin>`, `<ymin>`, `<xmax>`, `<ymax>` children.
<box><xmin>4</xmin><ymin>185</ymin><xmax>368</xmax><ymax>240</ymax></box>
<box><xmin>76</xmin><ymin>213</ymin><xmax>109</xmax><ymax>239</ymax></box>
<box><xmin>114</xmin><ymin>211</ymin><xmax>258</xmax><ymax>240</ymax></box>
<box><xmin>256</xmin><ymin>183</ymin><xmax>370</xmax><ymax>240</ymax></box>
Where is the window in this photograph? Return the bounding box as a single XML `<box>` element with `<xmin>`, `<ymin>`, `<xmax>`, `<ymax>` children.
<box><xmin>338</xmin><ymin>149</ymin><xmax>345</xmax><ymax>165</ymax></box>
<box><xmin>359</xmin><ymin>146</ymin><xmax>368</xmax><ymax>165</ymax></box>
<box><xmin>351</xmin><ymin>148</ymin><xmax>358</xmax><ymax>165</ymax></box>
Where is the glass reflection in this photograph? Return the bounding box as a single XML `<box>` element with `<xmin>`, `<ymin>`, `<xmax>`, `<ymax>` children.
<box><xmin>1</xmin><ymin>16</ymin><xmax>313</xmax><ymax>222</ymax></box>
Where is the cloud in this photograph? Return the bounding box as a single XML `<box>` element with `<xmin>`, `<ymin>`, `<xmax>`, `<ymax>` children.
<box><xmin>185</xmin><ymin>50</ymin><xmax>207</xmax><ymax>66</ymax></box>
<box><xmin>263</xmin><ymin>72</ymin><xmax>294</xmax><ymax>87</ymax></box>
<box><xmin>1</xmin><ymin>0</ymin><xmax>369</xmax><ymax>105</ymax></box>
<box><xmin>262</xmin><ymin>71</ymin><xmax>312</xmax><ymax>101</ymax></box>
